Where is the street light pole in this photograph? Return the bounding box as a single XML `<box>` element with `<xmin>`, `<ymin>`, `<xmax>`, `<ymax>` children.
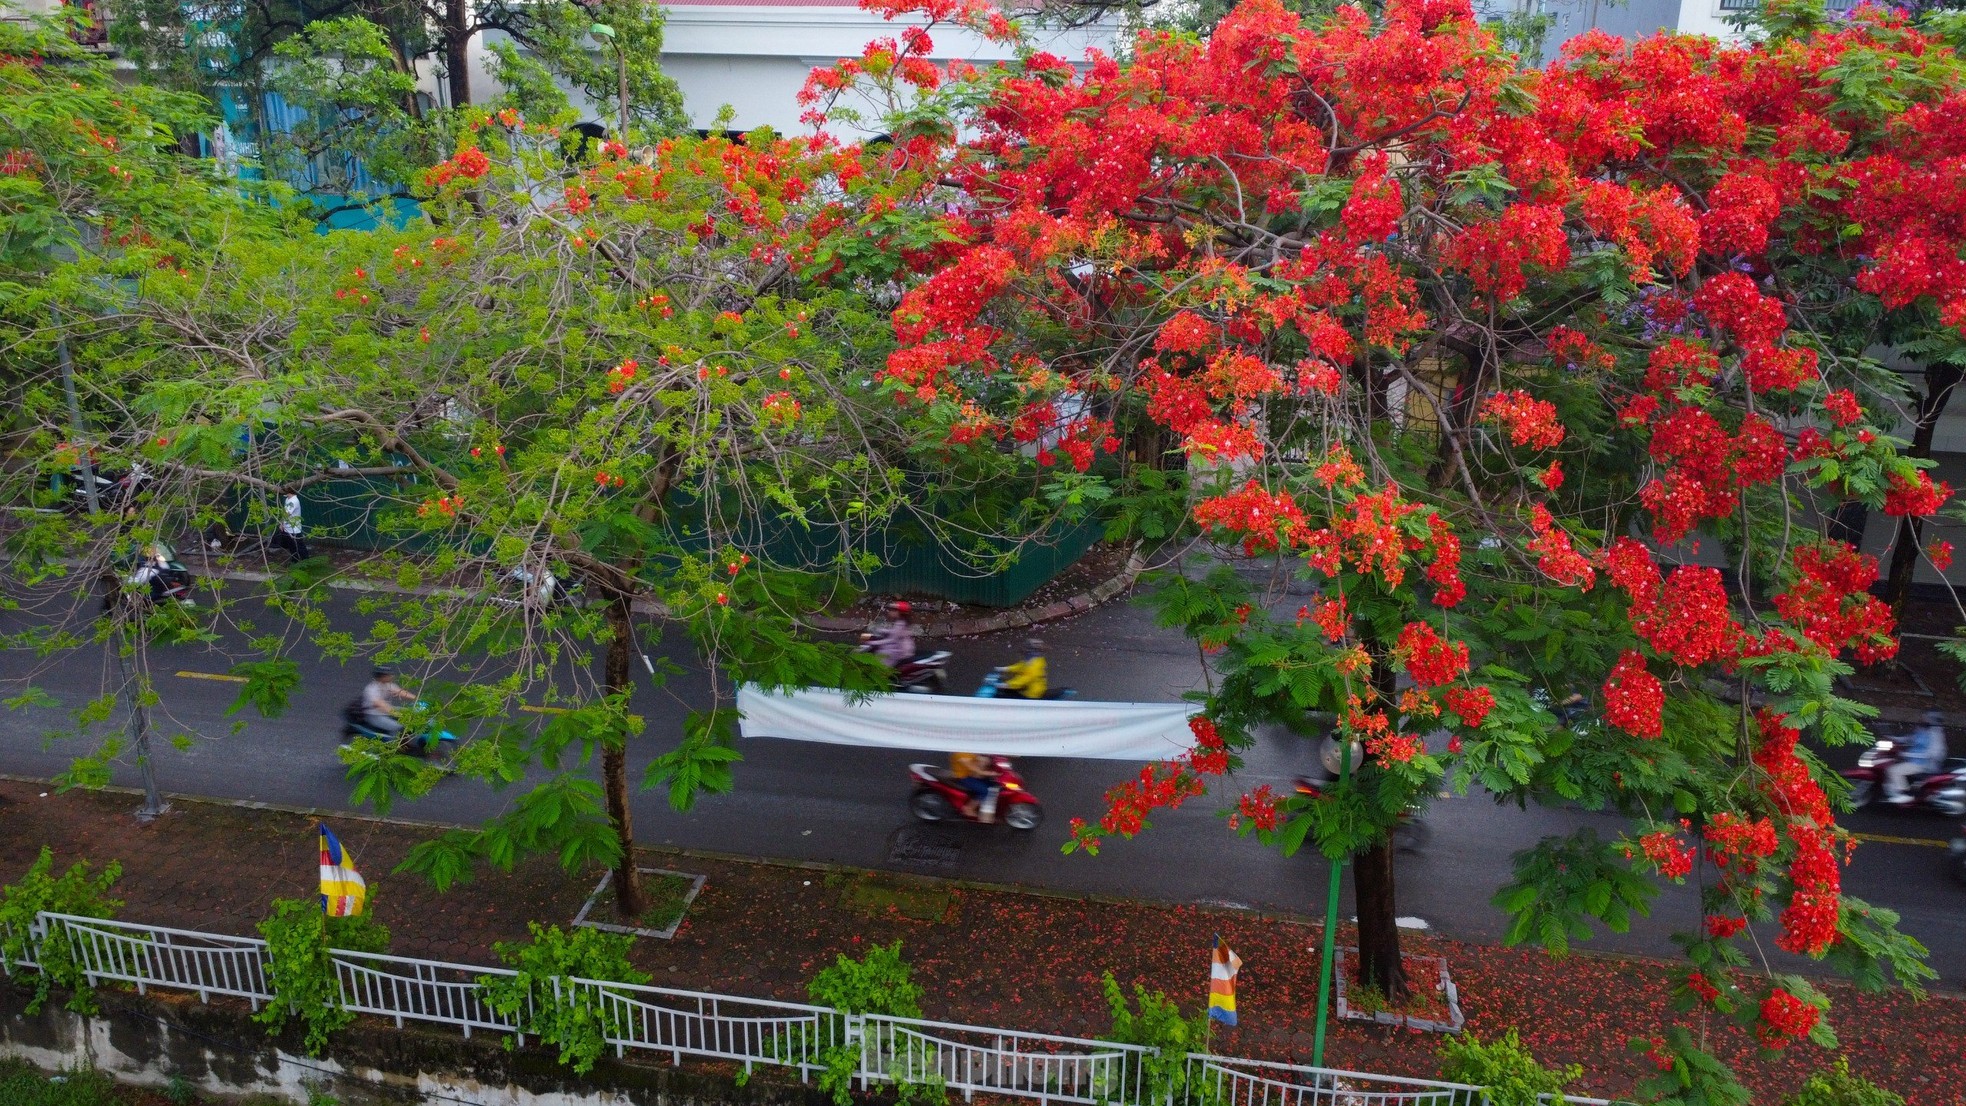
<box><xmin>117</xmin><ymin>632</ymin><xmax>168</xmax><ymax>821</ymax></box>
<box><xmin>589</xmin><ymin>23</ymin><xmax>629</xmax><ymax>144</ymax></box>
<box><xmin>1309</xmin><ymin>735</ymin><xmax>1354</xmax><ymax>1068</ymax></box>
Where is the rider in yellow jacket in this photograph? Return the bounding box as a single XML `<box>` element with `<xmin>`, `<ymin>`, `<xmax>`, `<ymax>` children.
<box><xmin>1002</xmin><ymin>638</ymin><xmax>1048</xmax><ymax>699</ymax></box>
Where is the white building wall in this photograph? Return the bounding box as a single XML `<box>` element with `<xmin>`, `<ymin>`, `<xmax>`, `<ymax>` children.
<box><xmin>467</xmin><ymin>0</ymin><xmax>1117</xmax><ymax>137</ymax></box>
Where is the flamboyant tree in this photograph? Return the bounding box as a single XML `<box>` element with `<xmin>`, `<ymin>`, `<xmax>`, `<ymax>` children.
<box><xmin>6</xmin><ymin>110</ymin><xmax>1020</xmax><ymax>917</ymax></box>
<box><xmin>804</xmin><ymin>0</ymin><xmax>1961</xmax><ymax>1093</ymax></box>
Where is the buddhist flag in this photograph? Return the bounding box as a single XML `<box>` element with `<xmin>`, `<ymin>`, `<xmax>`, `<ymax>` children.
<box><xmin>1207</xmin><ymin>937</ymin><xmax>1241</xmax><ymax>1026</ymax></box>
<box><xmin>318</xmin><ymin>824</ymin><xmax>367</xmax><ymax>917</ymax></box>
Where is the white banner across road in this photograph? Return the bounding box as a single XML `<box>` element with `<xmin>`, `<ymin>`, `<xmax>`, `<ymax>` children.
<box><xmin>736</xmin><ymin>685</ymin><xmax>1197</xmax><ymax>760</ymax></box>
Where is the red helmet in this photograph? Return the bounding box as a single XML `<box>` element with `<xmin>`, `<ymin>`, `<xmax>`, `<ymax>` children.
<box><xmin>892</xmin><ymin>601</ymin><xmax>912</xmax><ymax>615</ymax></box>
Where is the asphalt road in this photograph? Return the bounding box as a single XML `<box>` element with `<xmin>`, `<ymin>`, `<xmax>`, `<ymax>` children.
<box><xmin>2</xmin><ymin>577</ymin><xmax>1960</xmax><ymax>987</ymax></box>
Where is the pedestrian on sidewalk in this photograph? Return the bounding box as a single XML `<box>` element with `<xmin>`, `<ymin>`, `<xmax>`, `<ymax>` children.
<box><xmin>272</xmin><ymin>488</ymin><xmax>310</xmax><ymax>563</ymax></box>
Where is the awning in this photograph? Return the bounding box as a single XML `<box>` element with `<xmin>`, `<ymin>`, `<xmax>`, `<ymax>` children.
<box><xmin>736</xmin><ymin>685</ymin><xmax>1196</xmax><ymax>760</ymax></box>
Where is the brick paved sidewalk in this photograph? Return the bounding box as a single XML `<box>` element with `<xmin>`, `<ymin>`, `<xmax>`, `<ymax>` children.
<box><xmin>0</xmin><ymin>779</ymin><xmax>1956</xmax><ymax>1104</ymax></box>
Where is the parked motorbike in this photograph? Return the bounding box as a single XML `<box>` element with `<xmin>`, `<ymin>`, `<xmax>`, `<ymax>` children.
<box><xmin>1293</xmin><ymin>774</ymin><xmax>1431</xmax><ymax>852</ymax></box>
<box><xmin>974</xmin><ymin>668</ymin><xmax>1077</xmax><ymax>700</ymax></box>
<box><xmin>908</xmin><ymin>757</ymin><xmax>1043</xmax><ymax>830</ymax></box>
<box><xmin>856</xmin><ymin>634</ymin><xmax>953</xmax><ymax>693</ymax></box>
<box><xmin>1839</xmin><ymin>736</ymin><xmax>1966</xmax><ymax>816</ymax></box>
<box><xmin>494</xmin><ymin>566</ymin><xmax>584</xmax><ymax>610</ymax></box>
<box><xmin>339</xmin><ymin>700</ymin><xmax>458</xmax><ymax>761</ymax></box>
<box><xmin>104</xmin><ymin>542</ymin><xmax>195</xmax><ymax>611</ymax></box>
<box><xmin>58</xmin><ymin>464</ymin><xmax>148</xmax><ymax>515</ymax></box>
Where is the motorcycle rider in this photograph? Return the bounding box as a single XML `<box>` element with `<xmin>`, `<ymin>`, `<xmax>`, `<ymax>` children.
<box><xmin>358</xmin><ymin>666</ymin><xmax>417</xmax><ymax>739</ymax></box>
<box><xmin>1887</xmin><ymin>710</ymin><xmax>1949</xmax><ymax>804</ymax></box>
<box><xmin>1001</xmin><ymin>638</ymin><xmax>1048</xmax><ymax>699</ymax></box>
<box><xmin>868</xmin><ymin>602</ymin><xmax>918</xmax><ymax>670</ymax></box>
<box><xmin>949</xmin><ymin>751</ymin><xmax>1001</xmax><ymax>821</ymax></box>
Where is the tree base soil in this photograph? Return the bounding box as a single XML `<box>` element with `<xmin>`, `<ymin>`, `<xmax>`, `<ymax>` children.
<box><xmin>0</xmin><ymin>780</ymin><xmax>1957</xmax><ymax>1105</ymax></box>
<box><xmin>1336</xmin><ymin>950</ymin><xmax>1459</xmax><ymax>1030</ymax></box>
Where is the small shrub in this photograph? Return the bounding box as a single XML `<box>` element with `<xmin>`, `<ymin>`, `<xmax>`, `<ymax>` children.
<box><xmin>808</xmin><ymin>938</ymin><xmax>923</xmax><ymax>1019</ymax></box>
<box><xmin>1098</xmin><ymin>972</ymin><xmax>1214</xmax><ymax>1106</ymax></box>
<box><xmin>1437</xmin><ymin>1029</ymin><xmax>1581</xmax><ymax>1106</ymax></box>
<box><xmin>1783</xmin><ymin>1061</ymin><xmax>1904</xmax><ymax>1106</ymax></box>
<box><xmin>254</xmin><ymin>897</ymin><xmax>391</xmax><ymax>1057</ymax></box>
<box><xmin>478</xmin><ymin>923</ymin><xmax>650</xmax><ymax>1074</ymax></box>
<box><xmin>163</xmin><ymin>1075</ymin><xmax>198</xmax><ymax>1104</ymax></box>
<box><xmin>805</xmin><ymin>940</ymin><xmax>939</xmax><ymax>1106</ymax></box>
<box><xmin>0</xmin><ymin>847</ymin><xmax>124</xmax><ymax>1014</ymax></box>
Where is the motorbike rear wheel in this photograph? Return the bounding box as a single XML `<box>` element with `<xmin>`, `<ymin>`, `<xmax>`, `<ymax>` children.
<box><xmin>911</xmin><ymin>789</ymin><xmax>955</xmax><ymax>822</ymax></box>
<box><xmin>1846</xmin><ymin>779</ymin><xmax>1875</xmax><ymax>810</ymax></box>
<box><xmin>1003</xmin><ymin>802</ymin><xmax>1043</xmax><ymax>831</ymax></box>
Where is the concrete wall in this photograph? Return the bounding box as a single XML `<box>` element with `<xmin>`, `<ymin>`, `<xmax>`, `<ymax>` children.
<box><xmin>0</xmin><ymin>982</ymin><xmax>836</xmax><ymax>1106</ymax></box>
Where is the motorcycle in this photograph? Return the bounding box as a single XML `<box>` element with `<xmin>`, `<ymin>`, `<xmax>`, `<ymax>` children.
<box><xmin>104</xmin><ymin>542</ymin><xmax>195</xmax><ymax>611</ymax></box>
<box><xmin>1839</xmin><ymin>735</ymin><xmax>1966</xmax><ymax>816</ymax></box>
<box><xmin>856</xmin><ymin>634</ymin><xmax>953</xmax><ymax>693</ymax></box>
<box><xmin>1293</xmin><ymin>774</ymin><xmax>1431</xmax><ymax>853</ymax></box>
<box><xmin>495</xmin><ymin>565</ymin><xmax>584</xmax><ymax>610</ymax></box>
<box><xmin>974</xmin><ymin>668</ymin><xmax>1077</xmax><ymax>700</ymax></box>
<box><xmin>339</xmin><ymin>700</ymin><xmax>458</xmax><ymax>761</ymax></box>
<box><xmin>908</xmin><ymin>757</ymin><xmax>1043</xmax><ymax>830</ymax></box>
<box><xmin>57</xmin><ymin>464</ymin><xmax>147</xmax><ymax>515</ymax></box>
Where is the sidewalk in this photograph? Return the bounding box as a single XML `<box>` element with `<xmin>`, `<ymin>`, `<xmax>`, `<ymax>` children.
<box><xmin>0</xmin><ymin>781</ymin><xmax>1957</xmax><ymax>1104</ymax></box>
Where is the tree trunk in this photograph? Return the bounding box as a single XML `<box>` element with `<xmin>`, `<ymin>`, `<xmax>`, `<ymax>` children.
<box><xmin>442</xmin><ymin>0</ymin><xmax>473</xmax><ymax>108</ymax></box>
<box><xmin>1883</xmin><ymin>362</ymin><xmax>1963</xmax><ymax>610</ymax></box>
<box><xmin>603</xmin><ymin>595</ymin><xmax>645</xmax><ymax>918</ymax></box>
<box><xmin>1352</xmin><ymin>834</ymin><xmax>1408</xmax><ymax>1002</ymax></box>
<box><xmin>1347</xmin><ymin>644</ymin><xmax>1408</xmax><ymax>1003</ymax></box>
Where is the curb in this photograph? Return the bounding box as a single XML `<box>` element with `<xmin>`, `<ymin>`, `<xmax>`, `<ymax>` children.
<box><xmin>8</xmin><ymin>773</ymin><xmax>1961</xmax><ymax>998</ymax></box>
<box><xmin>805</xmin><ymin>548</ymin><xmax>1147</xmax><ymax>638</ymax></box>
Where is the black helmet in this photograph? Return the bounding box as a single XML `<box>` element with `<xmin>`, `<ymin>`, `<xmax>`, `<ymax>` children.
<box><xmin>372</xmin><ymin>665</ymin><xmax>397</xmax><ymax>680</ymax></box>
<box><xmin>1025</xmin><ymin>637</ymin><xmax>1044</xmax><ymax>654</ymax></box>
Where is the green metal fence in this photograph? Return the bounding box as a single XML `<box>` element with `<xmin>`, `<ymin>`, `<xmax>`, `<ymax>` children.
<box><xmin>301</xmin><ymin>478</ymin><xmax>1105</xmax><ymax>609</ymax></box>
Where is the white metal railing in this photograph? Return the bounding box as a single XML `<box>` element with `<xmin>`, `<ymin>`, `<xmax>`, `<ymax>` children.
<box><xmin>1185</xmin><ymin>1055</ymin><xmax>1615</xmax><ymax>1106</ymax></box>
<box><xmin>570</xmin><ymin>976</ymin><xmax>844</xmax><ymax>1074</ymax></box>
<box><xmin>11</xmin><ymin>910</ymin><xmax>1628</xmax><ymax>1106</ymax></box>
<box><xmin>0</xmin><ymin>920</ymin><xmax>37</xmax><ymax>973</ymax></box>
<box><xmin>337</xmin><ymin>950</ymin><xmax>526</xmax><ymax>1040</ymax></box>
<box><xmin>860</xmin><ymin>1014</ymin><xmax>1155</xmax><ymax>1105</ymax></box>
<box><xmin>44</xmin><ymin>912</ymin><xmax>271</xmax><ymax>1009</ymax></box>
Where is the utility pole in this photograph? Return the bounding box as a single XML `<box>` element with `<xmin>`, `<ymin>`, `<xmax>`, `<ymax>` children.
<box><xmin>55</xmin><ymin>312</ymin><xmax>101</xmax><ymax>517</ymax></box>
<box><xmin>57</xmin><ymin>308</ymin><xmax>168</xmax><ymax>822</ymax></box>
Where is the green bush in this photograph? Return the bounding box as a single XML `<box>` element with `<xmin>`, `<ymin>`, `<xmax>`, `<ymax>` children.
<box><xmin>804</xmin><ymin>940</ymin><xmax>940</xmax><ymax>1106</ymax></box>
<box><xmin>0</xmin><ymin>1060</ymin><xmax>133</xmax><ymax>1105</ymax></box>
<box><xmin>254</xmin><ymin>897</ymin><xmax>391</xmax><ymax>1056</ymax></box>
<box><xmin>0</xmin><ymin>847</ymin><xmax>124</xmax><ymax>1014</ymax></box>
<box><xmin>478</xmin><ymin>923</ymin><xmax>651</xmax><ymax>1074</ymax></box>
<box><xmin>1783</xmin><ymin>1061</ymin><xmax>1904</xmax><ymax>1106</ymax></box>
<box><xmin>1436</xmin><ymin>1029</ymin><xmax>1581</xmax><ymax>1106</ymax></box>
<box><xmin>1098</xmin><ymin>972</ymin><xmax>1215</xmax><ymax>1106</ymax></box>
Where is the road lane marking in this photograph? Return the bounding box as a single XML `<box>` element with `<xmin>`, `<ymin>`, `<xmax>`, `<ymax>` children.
<box><xmin>1851</xmin><ymin>831</ymin><xmax>1951</xmax><ymax>848</ymax></box>
<box><xmin>175</xmin><ymin>671</ymin><xmax>247</xmax><ymax>683</ymax></box>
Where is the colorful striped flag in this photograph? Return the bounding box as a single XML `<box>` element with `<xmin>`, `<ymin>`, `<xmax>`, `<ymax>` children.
<box><xmin>318</xmin><ymin>824</ymin><xmax>367</xmax><ymax>917</ymax></box>
<box><xmin>1207</xmin><ymin>936</ymin><xmax>1241</xmax><ymax>1026</ymax></box>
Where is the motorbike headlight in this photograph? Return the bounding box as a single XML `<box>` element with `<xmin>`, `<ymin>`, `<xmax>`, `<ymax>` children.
<box><xmin>1003</xmin><ymin>782</ymin><xmax>1021</xmax><ymax>791</ymax></box>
